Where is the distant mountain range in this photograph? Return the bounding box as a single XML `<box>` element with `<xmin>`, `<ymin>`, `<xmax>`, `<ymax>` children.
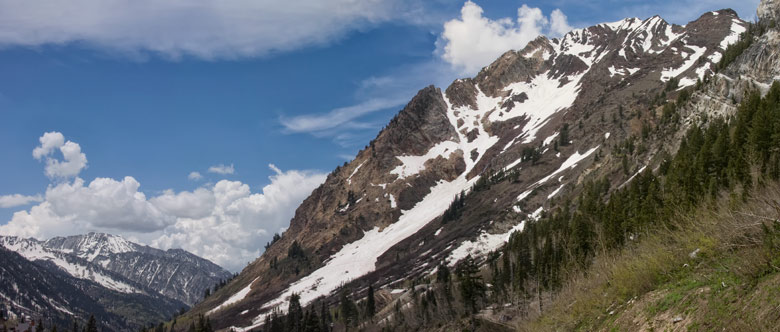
<box><xmin>0</xmin><ymin>232</ymin><xmax>233</xmax><ymax>330</ymax></box>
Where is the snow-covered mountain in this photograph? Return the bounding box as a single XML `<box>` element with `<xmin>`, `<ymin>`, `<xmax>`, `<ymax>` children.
<box><xmin>0</xmin><ymin>232</ymin><xmax>233</xmax><ymax>306</ymax></box>
<box><xmin>184</xmin><ymin>6</ymin><xmax>777</xmax><ymax>331</ymax></box>
<box><xmin>0</xmin><ymin>246</ymin><xmax>183</xmax><ymax>330</ymax></box>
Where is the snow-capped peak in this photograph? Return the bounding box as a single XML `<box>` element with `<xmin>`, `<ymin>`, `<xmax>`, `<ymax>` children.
<box><xmin>44</xmin><ymin>232</ymin><xmax>137</xmax><ymax>262</ymax></box>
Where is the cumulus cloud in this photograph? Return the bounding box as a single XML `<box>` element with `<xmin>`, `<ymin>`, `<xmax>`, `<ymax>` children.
<box><xmin>549</xmin><ymin>9</ymin><xmax>573</xmax><ymax>37</ymax></box>
<box><xmin>0</xmin><ymin>0</ymin><xmax>411</xmax><ymax>59</ymax></box>
<box><xmin>32</xmin><ymin>132</ymin><xmax>88</xmax><ymax>179</ymax></box>
<box><xmin>149</xmin><ymin>188</ymin><xmax>215</xmax><ymax>220</ymax></box>
<box><xmin>208</xmin><ymin>164</ymin><xmax>235</xmax><ymax>175</ymax></box>
<box><xmin>1</xmin><ymin>133</ymin><xmax>327</xmax><ymax>271</ymax></box>
<box><xmin>150</xmin><ymin>166</ymin><xmax>327</xmax><ymax>271</ymax></box>
<box><xmin>0</xmin><ymin>194</ymin><xmax>43</xmax><ymax>208</ymax></box>
<box><xmin>188</xmin><ymin>171</ymin><xmax>203</xmax><ymax>181</ymax></box>
<box><xmin>438</xmin><ymin>1</ymin><xmax>573</xmax><ymax>75</ymax></box>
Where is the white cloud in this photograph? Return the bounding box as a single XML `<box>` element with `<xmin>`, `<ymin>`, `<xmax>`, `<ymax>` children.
<box><xmin>438</xmin><ymin>1</ymin><xmax>572</xmax><ymax>75</ymax></box>
<box><xmin>2</xmin><ymin>140</ymin><xmax>327</xmax><ymax>271</ymax></box>
<box><xmin>32</xmin><ymin>132</ymin><xmax>88</xmax><ymax>179</ymax></box>
<box><xmin>549</xmin><ymin>9</ymin><xmax>573</xmax><ymax>37</ymax></box>
<box><xmin>279</xmin><ymin>59</ymin><xmax>459</xmax><ymax>149</ymax></box>
<box><xmin>32</xmin><ymin>132</ymin><xmax>65</xmax><ymax>160</ymax></box>
<box><xmin>208</xmin><ymin>164</ymin><xmax>235</xmax><ymax>175</ymax></box>
<box><xmin>0</xmin><ymin>194</ymin><xmax>43</xmax><ymax>208</ymax></box>
<box><xmin>150</xmin><ymin>165</ymin><xmax>327</xmax><ymax>271</ymax></box>
<box><xmin>150</xmin><ymin>188</ymin><xmax>215</xmax><ymax>220</ymax></box>
<box><xmin>188</xmin><ymin>171</ymin><xmax>203</xmax><ymax>181</ymax></box>
<box><xmin>0</xmin><ymin>0</ymin><xmax>411</xmax><ymax>60</ymax></box>
<box><xmin>280</xmin><ymin>97</ymin><xmax>407</xmax><ymax>134</ymax></box>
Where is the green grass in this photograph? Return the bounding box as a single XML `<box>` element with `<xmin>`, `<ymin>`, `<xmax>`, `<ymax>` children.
<box><xmin>519</xmin><ymin>183</ymin><xmax>780</xmax><ymax>332</ymax></box>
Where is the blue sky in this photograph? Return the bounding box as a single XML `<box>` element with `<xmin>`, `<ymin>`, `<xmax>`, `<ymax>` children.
<box><xmin>0</xmin><ymin>0</ymin><xmax>757</xmax><ymax>270</ymax></box>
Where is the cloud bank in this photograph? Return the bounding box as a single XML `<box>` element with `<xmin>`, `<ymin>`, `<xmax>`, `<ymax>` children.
<box><xmin>0</xmin><ymin>132</ymin><xmax>326</xmax><ymax>271</ymax></box>
<box><xmin>0</xmin><ymin>0</ymin><xmax>410</xmax><ymax>60</ymax></box>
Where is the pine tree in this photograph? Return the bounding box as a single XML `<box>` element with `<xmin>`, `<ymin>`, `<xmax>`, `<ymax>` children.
<box><xmin>338</xmin><ymin>289</ymin><xmax>358</xmax><ymax>327</ymax></box>
<box><xmin>319</xmin><ymin>301</ymin><xmax>331</xmax><ymax>332</ymax></box>
<box><xmin>303</xmin><ymin>309</ymin><xmax>321</xmax><ymax>332</ymax></box>
<box><xmin>287</xmin><ymin>293</ymin><xmax>303</xmax><ymax>332</ymax></box>
<box><xmin>559</xmin><ymin>123</ymin><xmax>570</xmax><ymax>146</ymax></box>
<box><xmin>366</xmin><ymin>284</ymin><xmax>376</xmax><ymax>318</ymax></box>
<box><xmin>456</xmin><ymin>255</ymin><xmax>486</xmax><ymax>313</ymax></box>
<box><xmin>86</xmin><ymin>315</ymin><xmax>97</xmax><ymax>332</ymax></box>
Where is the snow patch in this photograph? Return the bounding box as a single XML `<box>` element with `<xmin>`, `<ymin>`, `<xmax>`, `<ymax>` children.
<box><xmin>537</xmin><ymin>146</ymin><xmax>599</xmax><ymax>185</ymax></box>
<box><xmin>346</xmin><ymin>161</ymin><xmax>365</xmax><ymax>185</ymax></box>
<box><xmin>720</xmin><ymin>19</ymin><xmax>747</xmax><ymax>50</ymax></box>
<box><xmin>499</xmin><ymin>73</ymin><xmax>584</xmax><ymax>144</ymax></box>
<box><xmin>391</xmin><ymin>141</ymin><xmax>459</xmax><ymax>180</ymax></box>
<box><xmin>208</xmin><ymin>278</ymin><xmax>258</xmax><ymax>315</ymax></box>
<box><xmin>447</xmin><ymin>222</ymin><xmax>525</xmax><ymax>266</ymax></box>
<box><xmin>250</xmin><ymin>176</ymin><xmax>479</xmax><ymax>328</ymax></box>
<box><xmin>543</xmin><ymin>132</ymin><xmax>559</xmax><ymax>146</ymax></box>
<box><xmin>548</xmin><ymin>184</ymin><xmax>564</xmax><ymax>199</ymax></box>
<box><xmin>661</xmin><ymin>45</ymin><xmax>707</xmax><ymax>82</ymax></box>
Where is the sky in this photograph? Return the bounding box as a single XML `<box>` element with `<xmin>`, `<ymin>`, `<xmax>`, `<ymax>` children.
<box><xmin>0</xmin><ymin>0</ymin><xmax>758</xmax><ymax>272</ymax></box>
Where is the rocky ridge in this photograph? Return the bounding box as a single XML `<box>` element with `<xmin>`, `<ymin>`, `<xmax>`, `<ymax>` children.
<box><xmin>0</xmin><ymin>232</ymin><xmax>233</xmax><ymax>306</ymax></box>
<box><xmin>190</xmin><ymin>8</ymin><xmax>757</xmax><ymax>331</ymax></box>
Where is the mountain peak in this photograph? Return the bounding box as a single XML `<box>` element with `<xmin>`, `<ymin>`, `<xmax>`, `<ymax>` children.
<box><xmin>1</xmin><ymin>232</ymin><xmax>232</xmax><ymax>306</ymax></box>
<box><xmin>44</xmin><ymin>231</ymin><xmax>137</xmax><ymax>261</ymax></box>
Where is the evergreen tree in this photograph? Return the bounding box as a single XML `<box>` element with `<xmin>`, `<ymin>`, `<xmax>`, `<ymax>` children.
<box><xmin>286</xmin><ymin>293</ymin><xmax>303</xmax><ymax>332</ymax></box>
<box><xmin>303</xmin><ymin>309</ymin><xmax>321</xmax><ymax>332</ymax></box>
<box><xmin>86</xmin><ymin>315</ymin><xmax>97</xmax><ymax>332</ymax></box>
<box><xmin>319</xmin><ymin>301</ymin><xmax>332</xmax><ymax>332</ymax></box>
<box><xmin>455</xmin><ymin>255</ymin><xmax>486</xmax><ymax>313</ymax></box>
<box><xmin>559</xmin><ymin>123</ymin><xmax>570</xmax><ymax>146</ymax></box>
<box><xmin>338</xmin><ymin>289</ymin><xmax>358</xmax><ymax>327</ymax></box>
<box><xmin>366</xmin><ymin>284</ymin><xmax>376</xmax><ymax>318</ymax></box>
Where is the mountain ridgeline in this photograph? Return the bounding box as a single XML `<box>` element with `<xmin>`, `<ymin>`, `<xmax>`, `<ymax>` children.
<box><xmin>181</xmin><ymin>1</ymin><xmax>780</xmax><ymax>331</ymax></box>
<box><xmin>0</xmin><ymin>233</ymin><xmax>233</xmax><ymax>330</ymax></box>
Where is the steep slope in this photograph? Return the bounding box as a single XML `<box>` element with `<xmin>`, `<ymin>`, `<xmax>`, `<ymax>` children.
<box><xmin>193</xmin><ymin>8</ymin><xmax>751</xmax><ymax>331</ymax></box>
<box><xmin>0</xmin><ymin>232</ymin><xmax>232</xmax><ymax>306</ymax></box>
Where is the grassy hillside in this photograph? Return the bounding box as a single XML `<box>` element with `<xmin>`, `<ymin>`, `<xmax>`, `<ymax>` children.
<box><xmin>519</xmin><ymin>183</ymin><xmax>780</xmax><ymax>331</ymax></box>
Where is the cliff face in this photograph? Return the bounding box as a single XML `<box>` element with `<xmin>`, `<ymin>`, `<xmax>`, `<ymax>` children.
<box><xmin>193</xmin><ymin>8</ymin><xmax>757</xmax><ymax>331</ymax></box>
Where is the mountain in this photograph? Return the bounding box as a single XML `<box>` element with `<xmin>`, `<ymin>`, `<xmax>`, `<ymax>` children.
<box><xmin>186</xmin><ymin>2</ymin><xmax>780</xmax><ymax>331</ymax></box>
<box><xmin>0</xmin><ymin>246</ymin><xmax>181</xmax><ymax>330</ymax></box>
<box><xmin>0</xmin><ymin>232</ymin><xmax>233</xmax><ymax>329</ymax></box>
